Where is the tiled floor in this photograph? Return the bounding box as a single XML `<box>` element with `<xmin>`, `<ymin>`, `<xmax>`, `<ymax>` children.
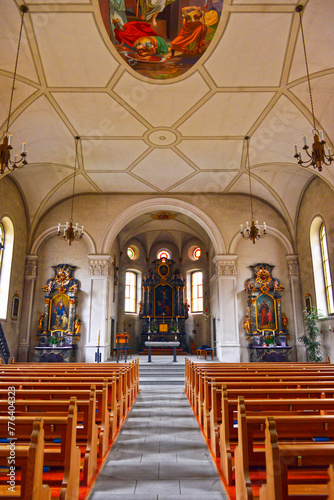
<box><xmin>88</xmin><ymin>357</ymin><xmax>228</xmax><ymax>499</ymax></box>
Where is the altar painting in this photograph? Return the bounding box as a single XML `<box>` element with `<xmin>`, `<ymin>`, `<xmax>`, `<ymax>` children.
<box><xmin>49</xmin><ymin>293</ymin><xmax>70</xmax><ymax>333</ymax></box>
<box><xmin>154</xmin><ymin>284</ymin><xmax>173</xmax><ymax>318</ymax></box>
<box><xmin>255</xmin><ymin>293</ymin><xmax>277</xmax><ymax>332</ymax></box>
<box><xmin>99</xmin><ymin>0</ymin><xmax>224</xmax><ymax>80</ymax></box>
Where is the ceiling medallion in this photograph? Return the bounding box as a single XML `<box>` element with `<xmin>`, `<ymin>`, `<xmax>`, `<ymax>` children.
<box><xmin>151</xmin><ymin>211</ymin><xmax>177</xmax><ymax>220</ymax></box>
<box><xmin>98</xmin><ymin>0</ymin><xmax>224</xmax><ymax>80</ymax></box>
<box><xmin>146</xmin><ymin>129</ymin><xmax>179</xmax><ymax>147</ymax></box>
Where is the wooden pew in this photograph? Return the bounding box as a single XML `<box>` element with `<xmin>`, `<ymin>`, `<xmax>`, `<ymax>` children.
<box><xmin>0</xmin><ymin>383</ymin><xmax>110</xmax><ymax>458</ymax></box>
<box><xmin>259</xmin><ymin>417</ymin><xmax>334</xmax><ymax>500</ymax></box>
<box><xmin>219</xmin><ymin>393</ymin><xmax>334</xmax><ymax>486</ymax></box>
<box><xmin>234</xmin><ymin>397</ymin><xmax>334</xmax><ymax>499</ymax></box>
<box><xmin>0</xmin><ymin>391</ymin><xmax>98</xmax><ymax>486</ymax></box>
<box><xmin>0</xmin><ymin>418</ymin><xmax>51</xmax><ymax>500</ymax></box>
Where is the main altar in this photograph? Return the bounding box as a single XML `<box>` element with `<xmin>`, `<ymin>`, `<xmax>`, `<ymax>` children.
<box><xmin>244</xmin><ymin>263</ymin><xmax>291</xmax><ymax>362</ymax></box>
<box><xmin>34</xmin><ymin>264</ymin><xmax>81</xmax><ymax>362</ymax></box>
<box><xmin>139</xmin><ymin>258</ymin><xmax>188</xmax><ymax>352</ymax></box>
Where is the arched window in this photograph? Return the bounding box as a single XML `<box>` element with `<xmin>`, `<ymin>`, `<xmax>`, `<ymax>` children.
<box><xmin>125</xmin><ymin>271</ymin><xmax>137</xmax><ymax>313</ymax></box>
<box><xmin>310</xmin><ymin>217</ymin><xmax>334</xmax><ymax>316</ymax></box>
<box><xmin>157</xmin><ymin>249</ymin><xmax>171</xmax><ymax>260</ymax></box>
<box><xmin>191</xmin><ymin>271</ymin><xmax>203</xmax><ymax>312</ymax></box>
<box><xmin>0</xmin><ymin>217</ymin><xmax>14</xmax><ymax>320</ymax></box>
<box><xmin>320</xmin><ymin>223</ymin><xmax>334</xmax><ymax>314</ymax></box>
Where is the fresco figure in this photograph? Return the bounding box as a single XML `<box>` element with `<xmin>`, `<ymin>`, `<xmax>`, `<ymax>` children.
<box><xmin>113</xmin><ymin>19</ymin><xmax>159</xmax><ymax>47</ymax></box>
<box><xmin>259</xmin><ymin>299</ymin><xmax>269</xmax><ymax>327</ymax></box>
<box><xmin>110</xmin><ymin>0</ymin><xmax>128</xmax><ymax>39</ymax></box>
<box><xmin>170</xmin><ymin>4</ymin><xmax>218</xmax><ymax>57</ymax></box>
<box><xmin>139</xmin><ymin>0</ymin><xmax>177</xmax><ymax>27</ymax></box>
<box><xmin>134</xmin><ymin>35</ymin><xmax>169</xmax><ymax>58</ymax></box>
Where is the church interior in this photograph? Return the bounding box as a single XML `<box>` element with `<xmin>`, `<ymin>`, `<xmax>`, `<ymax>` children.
<box><xmin>1</xmin><ymin>0</ymin><xmax>334</xmax><ymax>498</ymax></box>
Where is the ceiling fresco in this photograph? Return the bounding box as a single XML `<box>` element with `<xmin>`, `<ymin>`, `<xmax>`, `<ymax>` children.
<box><xmin>99</xmin><ymin>0</ymin><xmax>224</xmax><ymax>79</ymax></box>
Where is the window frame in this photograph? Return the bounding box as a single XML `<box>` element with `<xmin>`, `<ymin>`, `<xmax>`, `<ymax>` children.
<box><xmin>191</xmin><ymin>270</ymin><xmax>203</xmax><ymax>313</ymax></box>
<box><xmin>320</xmin><ymin>223</ymin><xmax>334</xmax><ymax>315</ymax></box>
<box><xmin>125</xmin><ymin>270</ymin><xmax>137</xmax><ymax>314</ymax></box>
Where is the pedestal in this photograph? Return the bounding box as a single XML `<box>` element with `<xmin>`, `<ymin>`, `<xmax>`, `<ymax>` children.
<box><xmin>248</xmin><ymin>345</ymin><xmax>292</xmax><ymax>362</ymax></box>
<box><xmin>34</xmin><ymin>345</ymin><xmax>78</xmax><ymax>362</ymax></box>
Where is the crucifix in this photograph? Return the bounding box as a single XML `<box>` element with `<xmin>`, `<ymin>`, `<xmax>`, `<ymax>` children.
<box><xmin>113</xmin><ymin>254</ymin><xmax>119</xmax><ymax>303</ymax></box>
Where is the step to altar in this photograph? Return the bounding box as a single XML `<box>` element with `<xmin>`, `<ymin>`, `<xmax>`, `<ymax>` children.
<box><xmin>139</xmin><ymin>348</ymin><xmax>187</xmax><ymax>356</ymax></box>
<box><xmin>139</xmin><ymin>357</ymin><xmax>186</xmax><ymax>385</ymax></box>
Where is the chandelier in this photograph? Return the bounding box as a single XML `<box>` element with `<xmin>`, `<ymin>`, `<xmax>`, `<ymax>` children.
<box><xmin>0</xmin><ymin>5</ymin><xmax>28</xmax><ymax>175</ymax></box>
<box><xmin>240</xmin><ymin>136</ymin><xmax>267</xmax><ymax>244</ymax></box>
<box><xmin>293</xmin><ymin>5</ymin><xmax>333</xmax><ymax>172</ymax></box>
<box><xmin>57</xmin><ymin>136</ymin><xmax>84</xmax><ymax>245</ymax></box>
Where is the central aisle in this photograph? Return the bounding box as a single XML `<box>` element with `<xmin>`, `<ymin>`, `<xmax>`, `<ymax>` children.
<box><xmin>88</xmin><ymin>357</ymin><xmax>227</xmax><ymax>499</ymax></box>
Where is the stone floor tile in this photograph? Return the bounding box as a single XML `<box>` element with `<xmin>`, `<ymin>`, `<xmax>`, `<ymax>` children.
<box><xmin>135</xmin><ymin>480</ymin><xmax>180</xmax><ymax>496</ymax></box>
<box><xmin>97</xmin><ymin>463</ymin><xmax>159</xmax><ymax>481</ymax></box>
<box><xmin>159</xmin><ymin>462</ymin><xmax>218</xmax><ymax>480</ymax></box>
<box><xmin>180</xmin><ymin>478</ymin><xmax>228</xmax><ymax>498</ymax></box>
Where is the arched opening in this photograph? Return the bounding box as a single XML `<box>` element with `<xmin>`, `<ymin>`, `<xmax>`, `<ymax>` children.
<box><xmin>0</xmin><ymin>217</ymin><xmax>14</xmax><ymax>320</ymax></box>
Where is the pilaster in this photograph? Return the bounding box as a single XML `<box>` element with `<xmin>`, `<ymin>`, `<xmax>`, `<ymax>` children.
<box><xmin>212</xmin><ymin>254</ymin><xmax>241</xmax><ymax>362</ymax></box>
<box><xmin>17</xmin><ymin>255</ymin><xmax>39</xmax><ymax>362</ymax></box>
<box><xmin>285</xmin><ymin>254</ymin><xmax>305</xmax><ymax>361</ymax></box>
<box><xmin>85</xmin><ymin>255</ymin><xmax>112</xmax><ymax>362</ymax></box>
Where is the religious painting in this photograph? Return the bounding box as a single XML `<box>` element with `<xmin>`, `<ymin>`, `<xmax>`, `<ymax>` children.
<box><xmin>98</xmin><ymin>0</ymin><xmax>224</xmax><ymax>80</ymax></box>
<box><xmin>255</xmin><ymin>293</ymin><xmax>277</xmax><ymax>332</ymax></box>
<box><xmin>11</xmin><ymin>292</ymin><xmax>20</xmax><ymax>320</ymax></box>
<box><xmin>49</xmin><ymin>293</ymin><xmax>71</xmax><ymax>333</ymax></box>
<box><xmin>154</xmin><ymin>283</ymin><xmax>173</xmax><ymax>317</ymax></box>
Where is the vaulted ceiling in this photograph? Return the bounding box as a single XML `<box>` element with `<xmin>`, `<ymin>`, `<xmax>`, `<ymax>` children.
<box><xmin>1</xmin><ymin>0</ymin><xmax>333</xmax><ymax>239</ymax></box>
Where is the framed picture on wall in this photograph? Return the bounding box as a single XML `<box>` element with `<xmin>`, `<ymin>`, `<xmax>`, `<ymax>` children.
<box><xmin>11</xmin><ymin>292</ymin><xmax>20</xmax><ymax>320</ymax></box>
<box><xmin>305</xmin><ymin>291</ymin><xmax>312</xmax><ymax>312</ymax></box>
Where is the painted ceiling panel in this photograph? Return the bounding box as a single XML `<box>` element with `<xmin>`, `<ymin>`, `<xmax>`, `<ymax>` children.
<box><xmin>41</xmin><ymin>174</ymin><xmax>98</xmax><ymax>219</ymax></box>
<box><xmin>228</xmin><ymin>172</ymin><xmax>284</xmax><ymax>216</ymax></box>
<box><xmin>113</xmin><ymin>71</ymin><xmax>210</xmax><ymax>127</ymax></box>
<box><xmin>252</xmin><ymin>164</ymin><xmax>313</xmax><ymax>224</ymax></box>
<box><xmin>177</xmin><ymin>139</ymin><xmax>242</xmax><ymax>170</ymax></box>
<box><xmin>87</xmin><ymin>172</ymin><xmax>155</xmax><ymax>192</ymax></box>
<box><xmin>205</xmin><ymin>13</ymin><xmax>291</xmax><ymax>87</ymax></box>
<box><xmin>7</xmin><ymin>95</ymin><xmax>75</xmax><ymax>165</ymax></box>
<box><xmin>251</xmin><ymin>94</ymin><xmax>313</xmax><ymax>165</ymax></box>
<box><xmin>0</xmin><ymin>76</ymin><xmax>36</xmax><ymax>127</ymax></box>
<box><xmin>169</xmin><ymin>171</ymin><xmax>237</xmax><ymax>193</ymax></box>
<box><xmin>32</xmin><ymin>12</ymin><xmax>118</xmax><ymax>87</ymax></box>
<box><xmin>51</xmin><ymin>92</ymin><xmax>147</xmax><ymax>136</ymax></box>
<box><xmin>289</xmin><ymin>0</ymin><xmax>334</xmax><ymax>82</ymax></box>
<box><xmin>0</xmin><ymin>2</ymin><xmax>39</xmax><ymax>82</ymax></box>
<box><xmin>131</xmin><ymin>149</ymin><xmax>195</xmax><ymax>190</ymax></box>
<box><xmin>290</xmin><ymin>74</ymin><xmax>334</xmax><ymax>148</ymax></box>
<box><xmin>82</xmin><ymin>139</ymin><xmax>150</xmax><ymax>171</ymax></box>
<box><xmin>10</xmin><ymin>164</ymin><xmax>72</xmax><ymax>222</ymax></box>
<box><xmin>178</xmin><ymin>92</ymin><xmax>275</xmax><ymax>136</ymax></box>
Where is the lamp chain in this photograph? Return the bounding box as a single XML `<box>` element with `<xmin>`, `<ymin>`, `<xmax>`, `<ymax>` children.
<box><xmin>70</xmin><ymin>137</ymin><xmax>80</xmax><ymax>221</ymax></box>
<box><xmin>6</xmin><ymin>6</ymin><xmax>27</xmax><ymax>134</ymax></box>
<box><xmin>246</xmin><ymin>137</ymin><xmax>254</xmax><ymax>220</ymax></box>
<box><xmin>297</xmin><ymin>7</ymin><xmax>316</xmax><ymax>131</ymax></box>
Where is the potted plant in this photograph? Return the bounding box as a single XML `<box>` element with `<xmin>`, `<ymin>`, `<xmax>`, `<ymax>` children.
<box><xmin>298</xmin><ymin>306</ymin><xmax>323</xmax><ymax>362</ymax></box>
<box><xmin>151</xmin><ymin>325</ymin><xmax>158</xmax><ymax>333</ymax></box>
<box><xmin>49</xmin><ymin>334</ymin><xmax>60</xmax><ymax>346</ymax></box>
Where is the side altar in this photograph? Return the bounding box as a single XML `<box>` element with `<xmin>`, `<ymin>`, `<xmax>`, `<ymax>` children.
<box><xmin>34</xmin><ymin>264</ymin><xmax>81</xmax><ymax>362</ymax></box>
<box><xmin>244</xmin><ymin>263</ymin><xmax>291</xmax><ymax>362</ymax></box>
<box><xmin>139</xmin><ymin>258</ymin><xmax>189</xmax><ymax>352</ymax></box>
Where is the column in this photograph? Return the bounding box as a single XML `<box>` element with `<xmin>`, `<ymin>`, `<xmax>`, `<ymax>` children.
<box><xmin>212</xmin><ymin>255</ymin><xmax>241</xmax><ymax>362</ymax></box>
<box><xmin>86</xmin><ymin>255</ymin><xmax>112</xmax><ymax>362</ymax></box>
<box><xmin>285</xmin><ymin>254</ymin><xmax>305</xmax><ymax>361</ymax></box>
<box><xmin>17</xmin><ymin>255</ymin><xmax>39</xmax><ymax>362</ymax></box>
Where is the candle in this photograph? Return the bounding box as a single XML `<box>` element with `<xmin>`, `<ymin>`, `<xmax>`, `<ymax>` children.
<box><xmin>8</xmin><ymin>134</ymin><xmax>11</xmax><ymax>146</ymax></box>
<box><xmin>97</xmin><ymin>329</ymin><xmax>100</xmax><ymax>346</ymax></box>
<box><xmin>264</xmin><ymin>222</ymin><xmax>266</xmax><ymax>230</ymax></box>
<box><xmin>58</xmin><ymin>223</ymin><xmax>60</xmax><ymax>233</ymax></box>
<box><xmin>66</xmin><ymin>221</ymin><xmax>68</xmax><ymax>229</ymax></box>
<box><xmin>294</xmin><ymin>143</ymin><xmax>298</xmax><ymax>154</ymax></box>
<box><xmin>303</xmin><ymin>136</ymin><xmax>307</xmax><ymax>147</ymax></box>
<box><xmin>320</xmin><ymin>130</ymin><xmax>324</xmax><ymax>141</ymax></box>
<box><xmin>22</xmin><ymin>142</ymin><xmax>26</xmax><ymax>153</ymax></box>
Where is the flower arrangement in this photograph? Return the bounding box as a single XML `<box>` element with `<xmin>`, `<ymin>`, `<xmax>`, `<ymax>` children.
<box><xmin>49</xmin><ymin>334</ymin><xmax>60</xmax><ymax>346</ymax></box>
